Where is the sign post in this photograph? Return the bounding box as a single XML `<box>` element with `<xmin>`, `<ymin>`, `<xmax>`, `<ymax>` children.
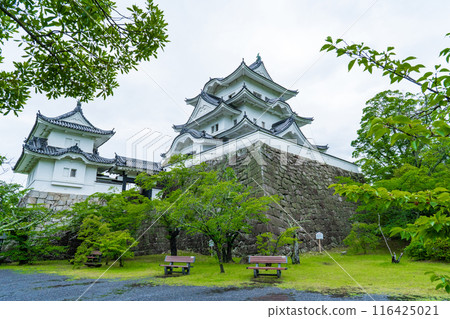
<box><xmin>208</xmin><ymin>239</ymin><xmax>214</xmax><ymax>256</ymax></box>
<box><xmin>315</xmin><ymin>232</ymin><xmax>323</xmax><ymax>253</ymax></box>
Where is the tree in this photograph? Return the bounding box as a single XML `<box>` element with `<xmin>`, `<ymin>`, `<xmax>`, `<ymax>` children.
<box><xmin>98</xmin><ymin>229</ymin><xmax>136</xmax><ymax>267</ymax></box>
<box><xmin>176</xmin><ymin>168</ymin><xmax>272</xmax><ymax>273</ymax></box>
<box><xmin>256</xmin><ymin>227</ymin><xmax>299</xmax><ymax>256</ymax></box>
<box><xmin>1</xmin><ymin>182</ymin><xmax>48</xmax><ymax>233</ymax></box>
<box><xmin>73</xmin><ymin>214</ymin><xmax>136</xmax><ymax>267</ymax></box>
<box><xmin>322</xmin><ymin>34</ymin><xmax>450</xmax><ymax>292</ymax></box>
<box><xmin>65</xmin><ymin>189</ymin><xmax>153</xmax><ymax>237</ymax></box>
<box><xmin>343</xmin><ymin>222</ymin><xmax>379</xmax><ymax>254</ymax></box>
<box><xmin>136</xmin><ymin>154</ymin><xmax>204</xmax><ymax>256</ymax></box>
<box><xmin>0</xmin><ymin>0</ymin><xmax>168</xmax><ymax>115</ymax></box>
<box><xmin>64</xmin><ymin>189</ymin><xmax>152</xmax><ymax>260</ymax></box>
<box><xmin>352</xmin><ymin>90</ymin><xmax>425</xmax><ymax>182</ymax></box>
<box><xmin>0</xmin><ymin>181</ymin><xmax>64</xmax><ymax>264</ymax></box>
<box><xmin>321</xmin><ymin>35</ymin><xmax>450</xmax><ymax>216</ymax></box>
<box><xmin>392</xmin><ymin>212</ymin><xmax>450</xmax><ymax>293</ymax></box>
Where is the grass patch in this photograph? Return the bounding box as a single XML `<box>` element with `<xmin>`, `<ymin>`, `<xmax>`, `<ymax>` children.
<box><xmin>2</xmin><ymin>250</ymin><xmax>449</xmax><ymax>300</ymax></box>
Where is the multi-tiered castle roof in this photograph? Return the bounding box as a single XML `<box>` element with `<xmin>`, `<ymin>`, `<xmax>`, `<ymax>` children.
<box><xmin>162</xmin><ymin>55</ymin><xmax>347</xmax><ymax>169</ymax></box>
<box><xmin>14</xmin><ymin>102</ymin><xmax>160</xmax><ymax>195</ymax></box>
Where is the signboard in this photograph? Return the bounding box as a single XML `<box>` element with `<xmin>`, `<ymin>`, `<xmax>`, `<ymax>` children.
<box><xmin>315</xmin><ymin>232</ymin><xmax>323</xmax><ymax>240</ymax></box>
<box><xmin>208</xmin><ymin>240</ymin><xmax>214</xmax><ymax>247</ymax></box>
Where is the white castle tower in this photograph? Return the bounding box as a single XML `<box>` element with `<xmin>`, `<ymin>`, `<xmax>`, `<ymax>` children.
<box><xmin>162</xmin><ymin>55</ymin><xmax>358</xmax><ymax>173</ymax></box>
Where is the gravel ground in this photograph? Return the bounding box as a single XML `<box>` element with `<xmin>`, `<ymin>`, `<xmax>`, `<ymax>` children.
<box><xmin>0</xmin><ymin>269</ymin><xmax>389</xmax><ymax>301</ymax></box>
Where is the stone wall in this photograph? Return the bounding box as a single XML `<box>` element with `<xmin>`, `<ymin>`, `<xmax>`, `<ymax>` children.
<box><xmin>22</xmin><ymin>190</ymin><xmax>89</xmax><ymax>211</ymax></box>
<box><xmin>21</xmin><ymin>142</ymin><xmax>361</xmax><ymax>257</ymax></box>
<box><xmin>136</xmin><ymin>142</ymin><xmax>361</xmax><ymax>256</ymax></box>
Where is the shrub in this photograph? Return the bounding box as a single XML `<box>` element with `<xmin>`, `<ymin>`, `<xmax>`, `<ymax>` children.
<box><xmin>73</xmin><ymin>215</ymin><xmax>137</xmax><ymax>267</ymax></box>
<box><xmin>404</xmin><ymin>240</ymin><xmax>427</xmax><ymax>260</ymax></box>
<box><xmin>256</xmin><ymin>227</ymin><xmax>300</xmax><ymax>256</ymax></box>
<box><xmin>404</xmin><ymin>238</ymin><xmax>450</xmax><ymax>262</ymax></box>
<box><xmin>425</xmin><ymin>238</ymin><xmax>450</xmax><ymax>262</ymax></box>
<box><xmin>343</xmin><ymin>222</ymin><xmax>379</xmax><ymax>254</ymax></box>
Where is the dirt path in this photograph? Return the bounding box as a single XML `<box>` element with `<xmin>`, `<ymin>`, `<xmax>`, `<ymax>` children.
<box><xmin>0</xmin><ymin>269</ymin><xmax>389</xmax><ymax>301</ymax></box>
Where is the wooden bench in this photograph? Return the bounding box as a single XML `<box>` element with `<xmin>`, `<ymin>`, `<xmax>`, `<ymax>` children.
<box><xmin>84</xmin><ymin>250</ymin><xmax>102</xmax><ymax>268</ymax></box>
<box><xmin>160</xmin><ymin>256</ymin><xmax>195</xmax><ymax>275</ymax></box>
<box><xmin>247</xmin><ymin>256</ymin><xmax>288</xmax><ymax>278</ymax></box>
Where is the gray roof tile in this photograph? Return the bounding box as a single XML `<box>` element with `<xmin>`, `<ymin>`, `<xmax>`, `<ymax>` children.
<box><xmin>24</xmin><ymin>137</ymin><xmax>116</xmax><ymax>164</ymax></box>
<box><xmin>37</xmin><ymin>103</ymin><xmax>114</xmax><ymax>136</ymax></box>
<box><xmin>115</xmin><ymin>155</ymin><xmax>161</xmax><ymax>172</ymax></box>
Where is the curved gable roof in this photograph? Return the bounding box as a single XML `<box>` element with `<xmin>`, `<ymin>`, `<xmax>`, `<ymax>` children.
<box><xmin>37</xmin><ymin>103</ymin><xmax>115</xmax><ymax>136</ymax></box>
<box><xmin>185</xmin><ymin>90</ymin><xmax>222</xmax><ymax>107</ymax></box>
<box><xmin>226</xmin><ymin>86</ymin><xmax>313</xmax><ymax>126</ymax></box>
<box><xmin>248</xmin><ymin>58</ymin><xmax>272</xmax><ymax>80</ymax></box>
<box><xmin>184</xmin><ymin>91</ymin><xmax>224</xmax><ymax>124</ymax></box>
<box><xmin>24</xmin><ymin>139</ymin><xmax>115</xmax><ymax>164</ymax></box>
<box><xmin>161</xmin><ymin>128</ymin><xmax>217</xmax><ymax>158</ymax></box>
<box><xmin>203</xmin><ymin>59</ymin><xmax>298</xmax><ymax>101</ymax></box>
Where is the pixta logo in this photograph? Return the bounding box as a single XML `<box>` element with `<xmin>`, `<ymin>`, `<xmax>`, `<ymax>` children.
<box><xmin>125</xmin><ymin>128</ymin><xmax>173</xmax><ymax>163</ymax></box>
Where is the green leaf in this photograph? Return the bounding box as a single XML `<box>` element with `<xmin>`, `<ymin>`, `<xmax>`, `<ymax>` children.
<box><xmin>348</xmin><ymin>59</ymin><xmax>356</xmax><ymax>71</ymax></box>
<box><xmin>390</xmin><ymin>132</ymin><xmax>404</xmax><ymax>145</ymax></box>
<box><xmin>403</xmin><ymin>56</ymin><xmax>417</xmax><ymax>62</ymax></box>
<box><xmin>392</xmin><ymin>115</ymin><xmax>411</xmax><ymax>124</ymax></box>
<box><xmin>320</xmin><ymin>44</ymin><xmax>331</xmax><ymax>52</ymax></box>
<box><xmin>421</xmin><ymin>82</ymin><xmax>428</xmax><ymax>93</ymax></box>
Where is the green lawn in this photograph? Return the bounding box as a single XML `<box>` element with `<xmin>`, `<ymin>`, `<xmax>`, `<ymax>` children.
<box><xmin>2</xmin><ymin>251</ymin><xmax>449</xmax><ymax>300</ymax></box>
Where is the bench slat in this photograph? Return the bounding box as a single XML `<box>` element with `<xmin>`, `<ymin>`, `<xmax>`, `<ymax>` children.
<box><xmin>159</xmin><ymin>264</ymin><xmax>190</xmax><ymax>268</ymax></box>
<box><xmin>90</xmin><ymin>251</ymin><xmax>102</xmax><ymax>256</ymax></box>
<box><xmin>248</xmin><ymin>256</ymin><xmax>288</xmax><ymax>264</ymax></box>
<box><xmin>164</xmin><ymin>256</ymin><xmax>195</xmax><ymax>263</ymax></box>
<box><xmin>247</xmin><ymin>266</ymin><xmax>288</xmax><ymax>270</ymax></box>
<box><xmin>160</xmin><ymin>256</ymin><xmax>195</xmax><ymax>275</ymax></box>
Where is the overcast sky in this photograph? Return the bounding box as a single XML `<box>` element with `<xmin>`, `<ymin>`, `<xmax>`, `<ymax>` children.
<box><xmin>1</xmin><ymin>0</ymin><xmax>450</xmax><ymax>185</ymax></box>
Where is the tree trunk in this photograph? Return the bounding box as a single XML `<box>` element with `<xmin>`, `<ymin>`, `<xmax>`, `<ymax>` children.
<box><xmin>215</xmin><ymin>246</ymin><xmax>225</xmax><ymax>273</ymax></box>
<box><xmin>222</xmin><ymin>234</ymin><xmax>238</xmax><ymax>263</ymax></box>
<box><xmin>292</xmin><ymin>238</ymin><xmax>300</xmax><ymax>264</ymax></box>
<box><xmin>225</xmin><ymin>244</ymin><xmax>233</xmax><ymax>263</ymax></box>
<box><xmin>168</xmin><ymin>228</ymin><xmax>180</xmax><ymax>256</ymax></box>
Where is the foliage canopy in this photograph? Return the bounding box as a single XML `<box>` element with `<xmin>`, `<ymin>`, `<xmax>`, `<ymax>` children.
<box><xmin>0</xmin><ymin>0</ymin><xmax>168</xmax><ymax>115</ymax></box>
<box><xmin>322</xmin><ymin>33</ymin><xmax>450</xmax><ymax>293</ymax></box>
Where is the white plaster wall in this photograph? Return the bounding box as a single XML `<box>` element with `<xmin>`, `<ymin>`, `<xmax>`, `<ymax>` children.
<box><xmin>179</xmin><ymin>131</ymin><xmax>359</xmax><ymax>173</ymax></box>
<box><xmin>26</xmin><ymin>164</ymin><xmax>36</xmax><ymax>187</ymax></box>
<box><xmin>47</xmin><ymin>130</ymin><xmax>94</xmax><ymax>152</ymax></box>
<box><xmin>195</xmin><ymin>114</ymin><xmax>238</xmax><ymax>136</ymax></box>
<box><xmin>52</xmin><ymin>158</ymin><xmax>87</xmax><ymax>186</ymax></box>
<box><xmin>28</xmin><ymin>179</ymin><xmax>121</xmax><ymax>195</ymax></box>
<box><xmin>27</xmin><ymin>159</ymin><xmax>53</xmax><ymax>190</ymax></box>
<box><xmin>34</xmin><ymin>159</ymin><xmax>55</xmax><ymax>182</ymax></box>
<box><xmin>215</xmin><ymin>116</ymin><xmax>233</xmax><ymax>135</ymax></box>
<box><xmin>93</xmin><ymin>182</ymin><xmax>121</xmax><ymax>194</ymax></box>
<box><xmin>84</xmin><ymin>166</ymin><xmax>98</xmax><ymax>186</ymax></box>
<box><xmin>239</xmin><ymin>104</ymin><xmax>281</xmax><ymax>128</ymax></box>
